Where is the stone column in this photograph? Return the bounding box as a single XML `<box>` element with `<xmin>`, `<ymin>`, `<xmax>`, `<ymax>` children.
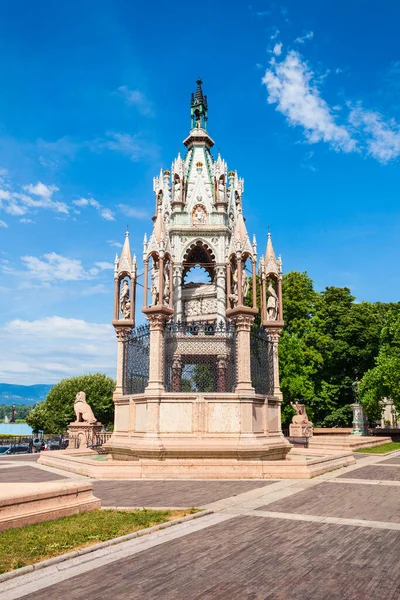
<box><xmin>143</xmin><ymin>260</ymin><xmax>149</xmax><ymax>309</ymax></box>
<box><xmin>252</xmin><ymin>261</ymin><xmax>257</xmax><ymax>310</ymax></box>
<box><xmin>226</xmin><ymin>263</ymin><xmax>231</xmax><ymax>309</ymax></box>
<box><xmin>237</xmin><ymin>255</ymin><xmax>243</xmax><ymax>306</ymax></box>
<box><xmin>217</xmin><ymin>355</ymin><xmax>228</xmax><ymax>392</ymax></box>
<box><xmin>113</xmin><ymin>279</ymin><xmax>119</xmax><ymax>320</ymax></box>
<box><xmin>114</xmin><ymin>327</ymin><xmax>129</xmax><ymax>398</ymax></box>
<box><xmin>174</xmin><ymin>265</ymin><xmax>183</xmax><ymax>321</ymax></box>
<box><xmin>146</xmin><ymin>314</ymin><xmax>166</xmax><ymax>392</ymax></box>
<box><xmin>216</xmin><ymin>266</ymin><xmax>226</xmax><ymax>324</ymax></box>
<box><xmin>233</xmin><ymin>314</ymin><xmax>254</xmax><ymax>392</ymax></box>
<box><xmin>268</xmin><ymin>330</ymin><xmax>282</xmax><ymax>396</ymax></box>
<box><xmin>159</xmin><ymin>256</ymin><xmax>164</xmax><ymax>306</ymax></box>
<box><xmin>171</xmin><ymin>357</ymin><xmax>182</xmax><ymax>392</ymax></box>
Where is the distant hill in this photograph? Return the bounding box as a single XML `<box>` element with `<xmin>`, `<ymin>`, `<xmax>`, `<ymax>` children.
<box><xmin>0</xmin><ymin>383</ymin><xmax>54</xmax><ymax>406</ymax></box>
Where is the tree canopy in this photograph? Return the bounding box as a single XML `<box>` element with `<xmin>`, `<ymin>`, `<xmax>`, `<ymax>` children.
<box><xmin>278</xmin><ymin>271</ymin><xmax>400</xmax><ymax>426</ymax></box>
<box><xmin>26</xmin><ymin>373</ymin><xmax>115</xmax><ymax>434</ymax></box>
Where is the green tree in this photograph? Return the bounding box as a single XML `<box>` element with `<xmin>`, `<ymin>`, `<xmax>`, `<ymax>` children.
<box><xmin>278</xmin><ymin>272</ymin><xmax>394</xmax><ymax>425</ymax></box>
<box><xmin>26</xmin><ymin>373</ymin><xmax>115</xmax><ymax>434</ymax></box>
<box><xmin>359</xmin><ymin>309</ymin><xmax>400</xmax><ymax>420</ymax></box>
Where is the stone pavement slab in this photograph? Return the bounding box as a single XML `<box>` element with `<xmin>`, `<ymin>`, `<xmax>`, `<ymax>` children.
<box><xmin>93</xmin><ymin>479</ymin><xmax>274</xmax><ymax>507</ymax></box>
<box><xmin>258</xmin><ymin>482</ymin><xmax>400</xmax><ymax>522</ymax></box>
<box><xmin>0</xmin><ymin>455</ymin><xmax>39</xmax><ymax>463</ymax></box>
<box><xmin>338</xmin><ymin>465</ymin><xmax>400</xmax><ymax>481</ymax></box>
<box><xmin>0</xmin><ymin>466</ymin><xmax>66</xmax><ymax>483</ymax></box>
<box><xmin>14</xmin><ymin>516</ymin><xmax>400</xmax><ymax>600</ymax></box>
<box><xmin>380</xmin><ymin>456</ymin><xmax>400</xmax><ymax>465</ymax></box>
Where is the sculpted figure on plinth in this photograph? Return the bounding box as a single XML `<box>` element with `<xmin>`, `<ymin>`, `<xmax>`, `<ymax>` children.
<box><xmin>68</xmin><ymin>391</ymin><xmax>102</xmax><ymax>449</ymax></box>
<box><xmin>74</xmin><ymin>391</ymin><xmax>97</xmax><ymax>424</ymax></box>
<box><xmin>289</xmin><ymin>401</ymin><xmax>313</xmax><ymax>437</ymax></box>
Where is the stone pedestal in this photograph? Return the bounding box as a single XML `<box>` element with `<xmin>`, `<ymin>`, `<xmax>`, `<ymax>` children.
<box><xmin>289</xmin><ymin>423</ymin><xmax>313</xmax><ymax>437</ymax></box>
<box><xmin>351</xmin><ymin>402</ymin><xmax>368</xmax><ymax>436</ymax></box>
<box><xmin>68</xmin><ymin>421</ymin><xmax>103</xmax><ymax>449</ymax></box>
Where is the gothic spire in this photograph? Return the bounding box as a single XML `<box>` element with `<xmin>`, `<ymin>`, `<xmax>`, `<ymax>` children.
<box><xmin>264</xmin><ymin>232</ymin><xmax>280</xmax><ymax>276</ymax></box>
<box><xmin>190</xmin><ymin>78</ymin><xmax>208</xmax><ymax>130</ymax></box>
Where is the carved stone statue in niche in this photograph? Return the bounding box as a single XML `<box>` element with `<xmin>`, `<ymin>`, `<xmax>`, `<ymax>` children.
<box><xmin>229</xmin><ymin>266</ymin><xmax>238</xmax><ymax>308</ymax></box>
<box><xmin>242</xmin><ymin>269</ymin><xmax>249</xmax><ymax>301</ymax></box>
<box><xmin>267</xmin><ymin>281</ymin><xmax>279</xmax><ymax>321</ymax></box>
<box><xmin>218</xmin><ymin>178</ymin><xmax>225</xmax><ymax>203</ymax></box>
<box><xmin>151</xmin><ymin>263</ymin><xmax>159</xmax><ymax>305</ymax></box>
<box><xmin>119</xmin><ymin>280</ymin><xmax>131</xmax><ymax>320</ymax></box>
<box><xmin>192</xmin><ymin>205</ymin><xmax>206</xmax><ymax>225</ymax></box>
<box><xmin>174</xmin><ymin>178</ymin><xmax>181</xmax><ymax>202</ymax></box>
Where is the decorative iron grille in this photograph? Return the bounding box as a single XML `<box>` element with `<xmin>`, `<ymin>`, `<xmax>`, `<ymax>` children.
<box><xmin>123</xmin><ymin>324</ymin><xmax>150</xmax><ymax>395</ymax></box>
<box><xmin>164</xmin><ymin>320</ymin><xmax>236</xmax><ymax>393</ymax></box>
<box><xmin>250</xmin><ymin>327</ymin><xmax>273</xmax><ymax>395</ymax></box>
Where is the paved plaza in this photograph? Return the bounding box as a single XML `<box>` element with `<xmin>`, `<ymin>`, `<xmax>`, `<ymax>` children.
<box><xmin>0</xmin><ymin>451</ymin><xmax>399</xmax><ymax>600</ymax></box>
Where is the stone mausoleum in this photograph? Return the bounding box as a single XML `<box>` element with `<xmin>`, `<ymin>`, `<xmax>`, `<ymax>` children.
<box><xmin>106</xmin><ymin>80</ymin><xmax>292</xmax><ymax>477</ymax></box>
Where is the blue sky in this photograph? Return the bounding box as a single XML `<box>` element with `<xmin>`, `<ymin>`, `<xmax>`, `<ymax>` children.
<box><xmin>1</xmin><ymin>0</ymin><xmax>400</xmax><ymax>384</ymax></box>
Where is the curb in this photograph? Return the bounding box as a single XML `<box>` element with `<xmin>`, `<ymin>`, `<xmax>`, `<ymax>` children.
<box><xmin>0</xmin><ymin>509</ymin><xmax>212</xmax><ymax>584</ymax></box>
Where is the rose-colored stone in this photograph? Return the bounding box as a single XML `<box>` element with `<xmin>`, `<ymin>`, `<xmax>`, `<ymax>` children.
<box><xmin>0</xmin><ymin>481</ymin><xmax>100</xmax><ymax>532</ymax></box>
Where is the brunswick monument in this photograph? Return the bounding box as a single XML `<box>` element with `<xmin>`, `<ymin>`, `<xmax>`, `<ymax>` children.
<box><xmin>106</xmin><ymin>79</ymin><xmax>291</xmax><ymax>474</ymax></box>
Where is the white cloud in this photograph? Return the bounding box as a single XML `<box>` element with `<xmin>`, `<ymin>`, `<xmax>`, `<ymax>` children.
<box><xmin>95</xmin><ymin>261</ymin><xmax>114</xmax><ymax>270</ymax></box>
<box><xmin>118</xmin><ymin>203</ymin><xmax>149</xmax><ymax>219</ymax></box>
<box><xmin>262</xmin><ymin>45</ymin><xmax>400</xmax><ymax>164</ymax></box>
<box><xmin>117</xmin><ymin>86</ymin><xmax>154</xmax><ymax>116</ymax></box>
<box><xmin>0</xmin><ymin>175</ymin><xmax>68</xmax><ymax>218</ymax></box>
<box><xmin>273</xmin><ymin>43</ymin><xmax>283</xmax><ymax>56</ymax></box>
<box><xmin>21</xmin><ymin>253</ymin><xmax>90</xmax><ymax>282</ymax></box>
<box><xmin>271</xmin><ymin>29</ymin><xmax>280</xmax><ymax>40</ymax></box>
<box><xmin>0</xmin><ymin>190</ymin><xmax>11</xmax><ymax>200</ymax></box>
<box><xmin>100</xmin><ymin>208</ymin><xmax>115</xmax><ymax>221</ymax></box>
<box><xmin>104</xmin><ymin>132</ymin><xmax>154</xmax><ymax>161</ymax></box>
<box><xmin>23</xmin><ymin>181</ymin><xmax>59</xmax><ymax>199</ymax></box>
<box><xmin>20</xmin><ymin>218</ymin><xmax>36</xmax><ymax>224</ymax></box>
<box><xmin>0</xmin><ymin>316</ymin><xmax>115</xmax><ymax>384</ymax></box>
<box><xmin>107</xmin><ymin>240</ymin><xmax>123</xmax><ymax>248</ymax></box>
<box><xmin>0</xmin><ymin>219</ymin><xmax>8</xmax><ymax>228</ymax></box>
<box><xmin>349</xmin><ymin>105</ymin><xmax>400</xmax><ymax>163</ymax></box>
<box><xmin>295</xmin><ymin>31</ymin><xmax>314</xmax><ymax>44</ymax></box>
<box><xmin>73</xmin><ymin>197</ymin><xmax>100</xmax><ymax>209</ymax></box>
<box><xmin>262</xmin><ymin>50</ymin><xmax>356</xmax><ymax>152</ymax></box>
<box><xmin>73</xmin><ymin>197</ymin><xmax>114</xmax><ymax>221</ymax></box>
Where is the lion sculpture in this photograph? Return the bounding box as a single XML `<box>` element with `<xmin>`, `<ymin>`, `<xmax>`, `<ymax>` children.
<box><xmin>74</xmin><ymin>391</ymin><xmax>97</xmax><ymax>424</ymax></box>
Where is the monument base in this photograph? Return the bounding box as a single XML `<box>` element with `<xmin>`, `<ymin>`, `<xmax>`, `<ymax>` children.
<box><xmin>38</xmin><ymin>447</ymin><xmax>356</xmax><ymax>480</ymax></box>
<box><xmin>68</xmin><ymin>421</ymin><xmax>102</xmax><ymax>449</ymax></box>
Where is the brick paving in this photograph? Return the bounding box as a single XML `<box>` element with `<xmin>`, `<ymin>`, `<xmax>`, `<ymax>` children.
<box><xmin>0</xmin><ymin>465</ymin><xmax>65</xmax><ymax>483</ymax></box>
<box><xmin>2</xmin><ymin>451</ymin><xmax>400</xmax><ymax>600</ymax></box>
<box><xmin>259</xmin><ymin>481</ymin><xmax>400</xmax><ymax>522</ymax></box>
<box><xmin>18</xmin><ymin>516</ymin><xmax>400</xmax><ymax>600</ymax></box>
<box><xmin>338</xmin><ymin>465</ymin><xmax>400</xmax><ymax>481</ymax></box>
<box><xmin>93</xmin><ymin>480</ymin><xmax>274</xmax><ymax>507</ymax></box>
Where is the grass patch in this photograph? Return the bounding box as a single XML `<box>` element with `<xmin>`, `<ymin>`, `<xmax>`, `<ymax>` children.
<box><xmin>0</xmin><ymin>508</ymin><xmax>196</xmax><ymax>574</ymax></box>
<box><xmin>355</xmin><ymin>442</ymin><xmax>400</xmax><ymax>454</ymax></box>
